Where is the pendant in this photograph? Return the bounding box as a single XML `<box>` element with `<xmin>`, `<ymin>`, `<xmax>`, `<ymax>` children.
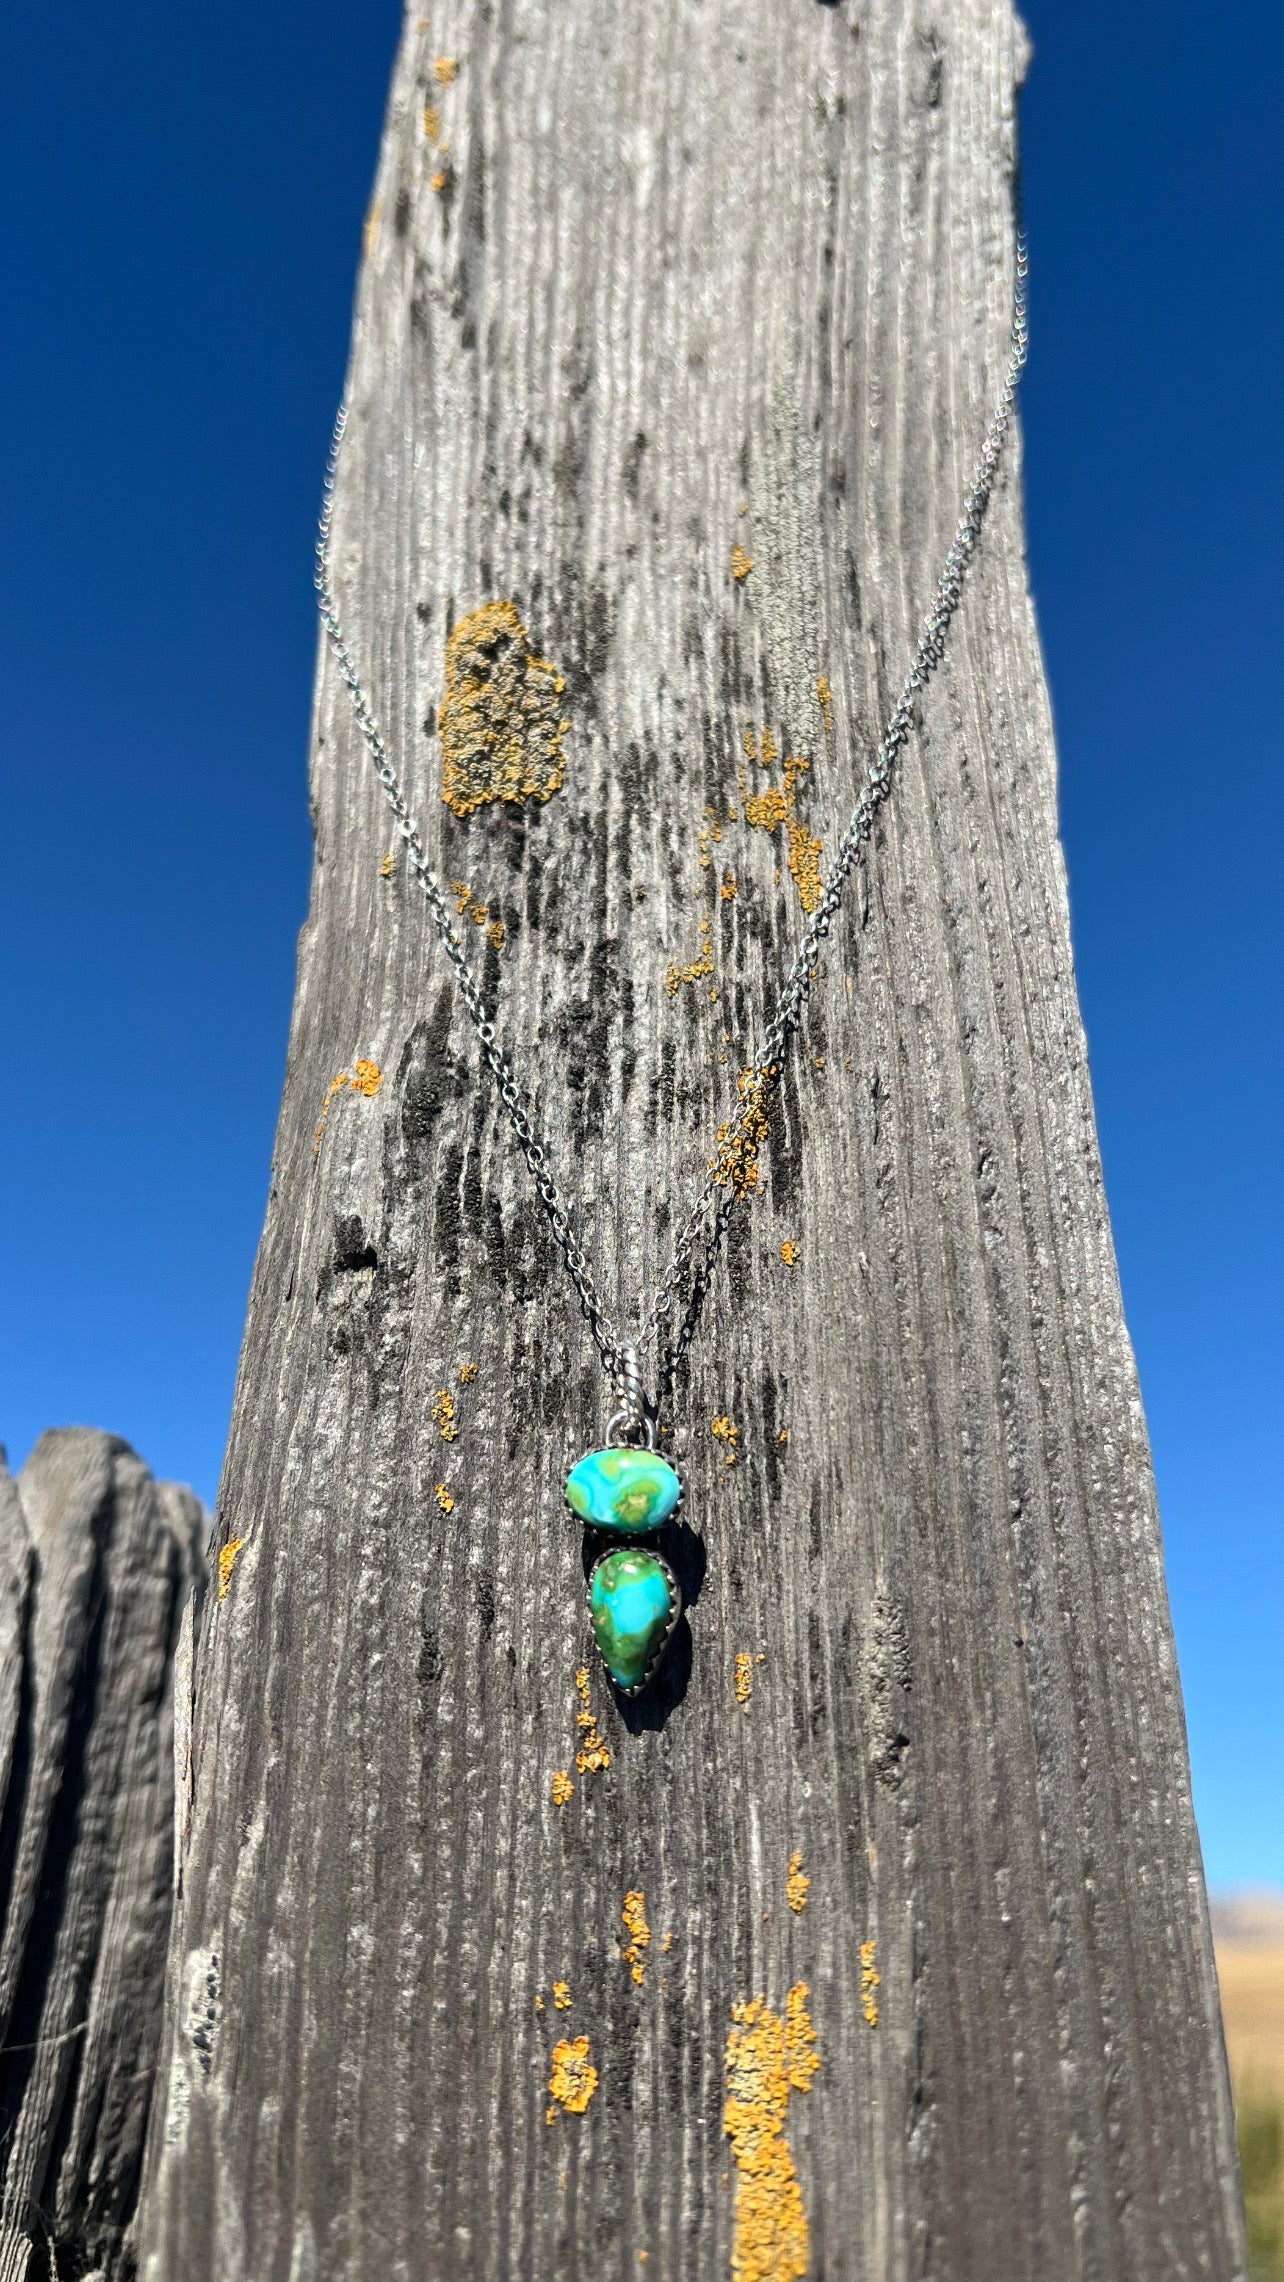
<box><xmin>565</xmin><ymin>1442</ymin><xmax>683</xmax><ymax>1695</ymax></box>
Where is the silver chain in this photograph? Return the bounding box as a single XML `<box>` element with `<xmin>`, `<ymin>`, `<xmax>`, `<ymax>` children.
<box><xmin>315</xmin><ymin>239</ymin><xmax>1028</xmax><ymax>1434</ymax></box>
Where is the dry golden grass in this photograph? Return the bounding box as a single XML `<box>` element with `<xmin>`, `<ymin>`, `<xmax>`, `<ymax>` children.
<box><xmin>1213</xmin><ymin>1895</ymin><xmax>1284</xmax><ymax>2281</ymax></box>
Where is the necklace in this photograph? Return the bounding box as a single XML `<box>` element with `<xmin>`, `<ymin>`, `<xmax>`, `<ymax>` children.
<box><xmin>315</xmin><ymin>241</ymin><xmax>1029</xmax><ymax>1696</ymax></box>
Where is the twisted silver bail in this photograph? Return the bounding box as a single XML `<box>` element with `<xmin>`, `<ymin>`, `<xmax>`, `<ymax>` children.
<box><xmin>605</xmin><ymin>1343</ymin><xmax>655</xmax><ymax>1449</ymax></box>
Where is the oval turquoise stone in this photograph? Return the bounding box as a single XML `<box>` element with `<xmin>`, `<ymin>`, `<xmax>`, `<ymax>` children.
<box><xmin>565</xmin><ymin>1447</ymin><xmax>681</xmax><ymax>1535</ymax></box>
<box><xmin>589</xmin><ymin>1548</ymin><xmax>679</xmax><ymax>1692</ymax></box>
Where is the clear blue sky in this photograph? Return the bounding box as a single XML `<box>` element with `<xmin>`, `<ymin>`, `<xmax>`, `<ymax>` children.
<box><xmin>1</xmin><ymin>4</ymin><xmax>1279</xmax><ymax>1890</ymax></box>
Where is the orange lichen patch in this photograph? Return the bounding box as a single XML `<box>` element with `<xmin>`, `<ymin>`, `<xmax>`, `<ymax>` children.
<box><xmin>553</xmin><ymin>1981</ymin><xmax>573</xmax><ymax>2012</ymax></box>
<box><xmin>313</xmin><ymin>1071</ymin><xmax>350</xmax><ymax>1156</ymax></box>
<box><xmin>734</xmin><ymin>1651</ymin><xmax>754</xmax><ymax>1707</ymax></box>
<box><xmin>430</xmin><ymin>163</ymin><xmax>451</xmax><ymax>196</ymax></box>
<box><xmin>217</xmin><ymin>1537</ymin><xmax>246</xmax><ymax>1601</ymax></box>
<box><xmin>459</xmin><ymin>1360</ymin><xmax>479</xmax><ymax>1385</ymax></box>
<box><xmin>433</xmin><ymin>1483</ymin><xmax>455</xmax><ymax>1515</ymax></box>
<box><xmin>780</xmin><ymin>1240</ymin><xmax>798</xmax><ymax>1269</ymax></box>
<box><xmin>777</xmin><ymin>1427</ymin><xmax>790</xmax><ymax>1447</ymax></box>
<box><xmin>744</xmin><ymin>785</ymin><xmax>788</xmax><ymax>833</ymax></box>
<box><xmin>723</xmin><ymin>1987</ymin><xmax>820</xmax><ymax>2282</ymax></box>
<box><xmin>786</xmin><ymin>819</ymin><xmax>824</xmax><ymax>917</ymax></box>
<box><xmin>312</xmin><ymin>1059</ymin><xmax>382</xmax><ymax>1155</ymax></box>
<box><xmin>486</xmin><ymin>918</ymin><xmax>505</xmax><ymax>950</ymax></box>
<box><xmin>720</xmin><ymin>871</ymin><xmax>738</xmax><ymax>901</ymax></box>
<box><xmin>451</xmin><ymin>876</ymin><xmax>491</xmax><ymax>925</ymax></box>
<box><xmin>439</xmin><ymin>600</ymin><xmax>568</xmax><ymax>817</ymax></box>
<box><xmin>697</xmin><ymin>808</ymin><xmax>724</xmax><ymax>870</ymax></box>
<box><xmin>743</xmin><ymin>726</ymin><xmax>779</xmax><ymax>771</ymax></box>
<box><xmin>548</xmin><ymin>2036</ymin><xmax>598</xmax><ymax>2117</ymax></box>
<box><xmin>380</xmin><ymin>849</ymin><xmax>397</xmax><ymax>878</ymax></box>
<box><xmin>786</xmin><ymin>1852</ymin><xmax>811</xmax><ymax>1914</ymax></box>
<box><xmin>551</xmin><ymin>1769</ymin><xmax>574</xmax><ymax>1806</ymax></box>
<box><xmin>711</xmin><ymin>1063</ymin><xmax>778</xmax><ymax>1198</ymax></box>
<box><xmin>860</xmin><ymin>1939</ymin><xmax>881</xmax><ymax>2027</ymax></box>
<box><xmin>423</xmin><ymin>102</ymin><xmax>442</xmax><ymax>142</ymax></box>
<box><xmin>817</xmin><ymin>674</ymin><xmax>834</xmax><ymax>739</ymax></box>
<box><xmin>661</xmin><ymin>1931</ymin><xmax>676</xmax><ymax>1955</ymax></box>
<box><xmin>535</xmin><ymin>1993</ymin><xmax>545</xmax><ymax>2013</ymax></box>
<box><xmin>434</xmin><ymin>54</ymin><xmax>459</xmax><ymax>83</ymax></box>
<box><xmin>621</xmin><ymin>1890</ymin><xmax>651</xmax><ymax>1985</ymax></box>
<box><xmin>742</xmin><ymin>748</ymin><xmax>824</xmax><ymax>917</ymax></box>
<box><xmin>665</xmin><ymin>912</ymin><xmax>714</xmax><ymax>997</ymax></box>
<box><xmin>363</xmin><ymin>200</ymin><xmax>380</xmax><ymax>258</ymax></box>
<box><xmin>431</xmin><ymin>1388</ymin><xmax>460</xmax><ymax>1442</ymax></box>
<box><xmin>574</xmin><ymin>1666</ymin><xmax>611</xmax><ymax>1776</ymax></box>
<box><xmin>711</xmin><ymin>1415</ymin><xmax>740</xmax><ymax>1466</ymax></box>
<box><xmin>731</xmin><ymin>545</ymin><xmax>754</xmax><ymax>584</ymax></box>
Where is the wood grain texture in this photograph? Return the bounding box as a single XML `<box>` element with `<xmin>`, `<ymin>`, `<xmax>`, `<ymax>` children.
<box><xmin>0</xmin><ymin>1435</ymin><xmax>203</xmax><ymax>2282</ymax></box>
<box><xmin>139</xmin><ymin>4</ymin><xmax>1245</xmax><ymax>2276</ymax></box>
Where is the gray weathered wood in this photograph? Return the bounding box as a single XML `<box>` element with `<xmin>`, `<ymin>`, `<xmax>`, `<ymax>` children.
<box><xmin>0</xmin><ymin>1434</ymin><xmax>203</xmax><ymax>2281</ymax></box>
<box><xmin>138</xmin><ymin>4</ymin><xmax>1246</xmax><ymax>2276</ymax></box>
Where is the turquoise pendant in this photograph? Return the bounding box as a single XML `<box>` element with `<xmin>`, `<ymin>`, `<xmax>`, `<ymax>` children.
<box><xmin>588</xmin><ymin>1546</ymin><xmax>681</xmax><ymax>1694</ymax></box>
<box><xmin>565</xmin><ymin>1445</ymin><xmax>682</xmax><ymax>1536</ymax></box>
<box><xmin>566</xmin><ymin>1440</ymin><xmax>683</xmax><ymax>1692</ymax></box>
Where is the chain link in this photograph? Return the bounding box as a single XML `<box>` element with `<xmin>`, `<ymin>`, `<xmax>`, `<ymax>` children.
<box><xmin>315</xmin><ymin>239</ymin><xmax>1028</xmax><ymax>1419</ymax></box>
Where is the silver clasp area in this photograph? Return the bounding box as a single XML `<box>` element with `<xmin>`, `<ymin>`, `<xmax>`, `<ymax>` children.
<box><xmin>604</xmin><ymin>1344</ymin><xmax>656</xmax><ymax>1449</ymax></box>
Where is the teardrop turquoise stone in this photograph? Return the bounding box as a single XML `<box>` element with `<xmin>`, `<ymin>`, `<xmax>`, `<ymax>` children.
<box><xmin>565</xmin><ymin>1447</ymin><xmax>682</xmax><ymax>1535</ymax></box>
<box><xmin>589</xmin><ymin>1548</ymin><xmax>679</xmax><ymax>1692</ymax></box>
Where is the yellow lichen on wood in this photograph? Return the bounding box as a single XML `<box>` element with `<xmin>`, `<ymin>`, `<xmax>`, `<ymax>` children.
<box><xmin>449</xmin><ymin>879</ymin><xmax>506</xmax><ymax>951</ymax></box>
<box><xmin>312</xmin><ymin>1059</ymin><xmax>382</xmax><ymax>1155</ymax></box>
<box><xmin>439</xmin><ymin>600</ymin><xmax>568</xmax><ymax>817</ymax></box>
<box><xmin>423</xmin><ymin>101</ymin><xmax>442</xmax><ymax>141</ymax></box>
<box><xmin>548</xmin><ymin>2036</ymin><xmax>598</xmax><ymax>2117</ymax></box>
<box><xmin>380</xmin><ymin>849</ymin><xmax>397</xmax><ymax>878</ymax></box>
<box><xmin>459</xmin><ymin>1360</ymin><xmax>479</xmax><ymax>1384</ymax></box>
<box><xmin>744</xmin><ymin>786</ymin><xmax>788</xmax><ymax>833</ymax></box>
<box><xmin>434</xmin><ymin>54</ymin><xmax>459</xmax><ymax>82</ymax></box>
<box><xmin>860</xmin><ymin>1939</ymin><xmax>881</xmax><ymax>2027</ymax></box>
<box><xmin>712</xmin><ymin>1415</ymin><xmax>740</xmax><ymax>1466</ymax></box>
<box><xmin>217</xmin><ymin>1538</ymin><xmax>246</xmax><ymax>1601</ymax></box>
<box><xmin>433</xmin><ymin>1483</ymin><xmax>454</xmax><ymax>1515</ymax></box>
<box><xmin>734</xmin><ymin>1651</ymin><xmax>754</xmax><ymax>1706</ymax></box>
<box><xmin>780</xmin><ymin>1240</ymin><xmax>798</xmax><ymax>1268</ymax></box>
<box><xmin>710</xmin><ymin>1063</ymin><xmax>778</xmax><ymax>1198</ymax></box>
<box><xmin>731</xmin><ymin>544</ymin><xmax>754</xmax><ymax>583</ymax></box>
<box><xmin>697</xmin><ymin>808</ymin><xmax>723</xmax><ymax>870</ymax></box>
<box><xmin>621</xmin><ymin>1891</ymin><xmax>651</xmax><ymax>1985</ymax></box>
<box><xmin>431</xmin><ymin>1388</ymin><xmax>459</xmax><ymax>1442</ymax></box>
<box><xmin>430</xmin><ymin>163</ymin><xmax>451</xmax><ymax>196</ymax></box>
<box><xmin>720</xmin><ymin>871</ymin><xmax>738</xmax><ymax>901</ymax></box>
<box><xmin>574</xmin><ymin>1666</ymin><xmax>611</xmax><ymax>1776</ymax></box>
<box><xmin>741</xmin><ymin>745</ymin><xmax>824</xmax><ymax>917</ymax></box>
<box><xmin>665</xmin><ymin>912</ymin><xmax>714</xmax><ymax>997</ymax></box>
<box><xmin>817</xmin><ymin>674</ymin><xmax>834</xmax><ymax>739</ymax></box>
<box><xmin>551</xmin><ymin>1769</ymin><xmax>574</xmax><ymax>1806</ymax></box>
<box><xmin>723</xmin><ymin>1986</ymin><xmax>820</xmax><ymax>2282</ymax></box>
<box><xmin>553</xmin><ymin>1981</ymin><xmax>573</xmax><ymax>2011</ymax></box>
<box><xmin>786</xmin><ymin>1852</ymin><xmax>811</xmax><ymax>1914</ymax></box>
<box><xmin>313</xmin><ymin>1071</ymin><xmax>349</xmax><ymax>1156</ymax></box>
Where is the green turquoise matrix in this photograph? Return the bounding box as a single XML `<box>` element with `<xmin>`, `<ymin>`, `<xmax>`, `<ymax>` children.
<box><xmin>565</xmin><ymin>1446</ymin><xmax>682</xmax><ymax>1535</ymax></box>
<box><xmin>589</xmin><ymin>1548</ymin><xmax>678</xmax><ymax>1692</ymax></box>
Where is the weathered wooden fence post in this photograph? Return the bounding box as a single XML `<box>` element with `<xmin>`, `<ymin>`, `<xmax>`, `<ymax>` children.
<box><xmin>137</xmin><ymin>3</ymin><xmax>1246</xmax><ymax>2275</ymax></box>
